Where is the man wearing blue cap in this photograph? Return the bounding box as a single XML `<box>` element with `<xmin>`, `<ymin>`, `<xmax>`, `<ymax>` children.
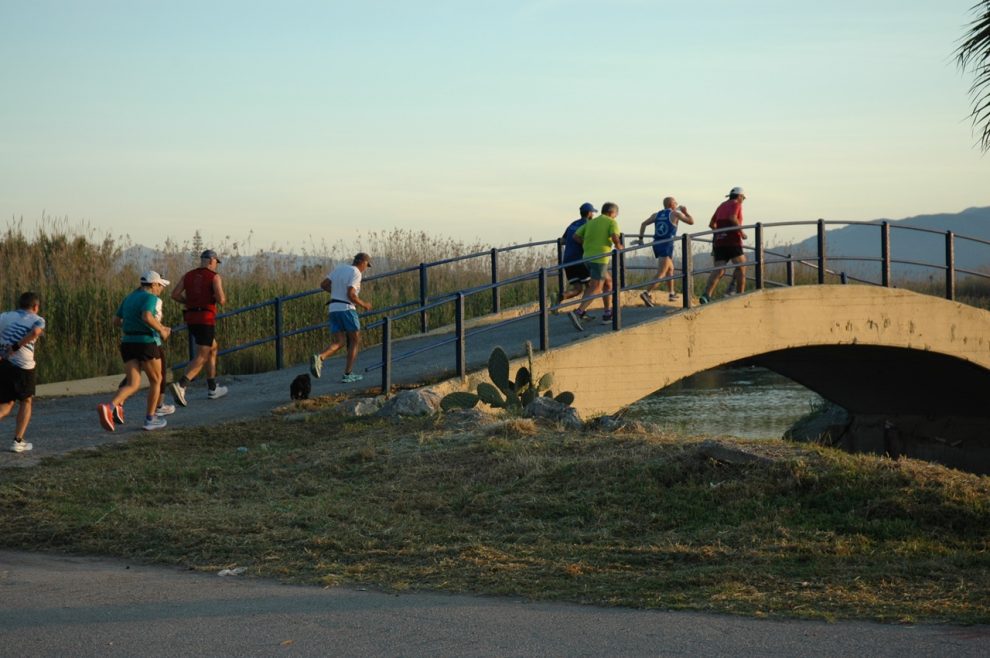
<box><xmin>558</xmin><ymin>202</ymin><xmax>597</xmax><ymax>308</ymax></box>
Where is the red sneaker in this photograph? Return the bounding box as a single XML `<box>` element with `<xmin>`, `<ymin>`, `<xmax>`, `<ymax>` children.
<box><xmin>97</xmin><ymin>404</ymin><xmax>115</xmax><ymax>432</ymax></box>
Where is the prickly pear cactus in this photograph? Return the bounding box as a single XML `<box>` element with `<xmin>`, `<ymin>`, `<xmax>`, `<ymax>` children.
<box><xmin>488</xmin><ymin>347</ymin><xmax>511</xmax><ymax>395</ymax></box>
<box><xmin>477</xmin><ymin>382</ymin><xmax>506</xmax><ymax>408</ymax></box>
<box><xmin>441</xmin><ymin>391</ymin><xmax>481</xmax><ymax>411</ymax></box>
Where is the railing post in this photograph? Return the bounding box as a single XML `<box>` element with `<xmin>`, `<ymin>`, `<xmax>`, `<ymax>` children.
<box><xmin>946</xmin><ymin>231</ymin><xmax>956</xmax><ymax>301</ymax></box>
<box><xmin>556</xmin><ymin>238</ymin><xmax>565</xmax><ymax>299</ymax></box>
<box><xmin>538</xmin><ymin>268</ymin><xmax>549</xmax><ymax>351</ymax></box>
<box><xmin>455</xmin><ymin>293</ymin><xmax>466</xmax><ymax>380</ymax></box>
<box><xmin>817</xmin><ymin>219</ymin><xmax>827</xmax><ymax>284</ymax></box>
<box><xmin>881</xmin><ymin>221</ymin><xmax>891</xmax><ymax>288</ymax></box>
<box><xmin>490</xmin><ymin>248</ymin><xmax>501</xmax><ymax>315</ymax></box>
<box><xmin>611</xmin><ymin>250</ymin><xmax>621</xmax><ymax>331</ymax></box>
<box><xmin>381</xmin><ymin>316</ymin><xmax>392</xmax><ymax>396</ymax></box>
<box><xmin>754</xmin><ymin>223</ymin><xmax>764</xmax><ymax>290</ymax></box>
<box><xmin>618</xmin><ymin>234</ymin><xmax>627</xmax><ymax>290</ymax></box>
<box><xmin>786</xmin><ymin>255</ymin><xmax>795</xmax><ymax>287</ymax></box>
<box><xmin>418</xmin><ymin>263</ymin><xmax>429</xmax><ymax>333</ymax></box>
<box><xmin>682</xmin><ymin>234</ymin><xmax>693</xmax><ymax>309</ymax></box>
<box><xmin>274</xmin><ymin>297</ymin><xmax>284</xmax><ymax>370</ymax></box>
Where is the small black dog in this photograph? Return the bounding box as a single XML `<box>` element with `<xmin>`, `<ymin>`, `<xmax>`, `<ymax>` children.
<box><xmin>290</xmin><ymin>373</ymin><xmax>312</xmax><ymax>400</ymax></box>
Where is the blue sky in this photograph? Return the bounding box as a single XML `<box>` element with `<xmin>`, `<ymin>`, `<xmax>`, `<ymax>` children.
<box><xmin>1</xmin><ymin>0</ymin><xmax>987</xmax><ymax>252</ymax></box>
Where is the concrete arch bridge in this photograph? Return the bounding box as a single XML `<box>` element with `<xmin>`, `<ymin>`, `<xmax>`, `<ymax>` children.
<box><xmin>446</xmin><ymin>286</ymin><xmax>990</xmax><ymax>473</ymax></box>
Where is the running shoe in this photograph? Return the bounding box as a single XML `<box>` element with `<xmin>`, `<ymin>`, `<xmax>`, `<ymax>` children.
<box><xmin>310</xmin><ymin>354</ymin><xmax>322</xmax><ymax>379</ymax></box>
<box><xmin>341</xmin><ymin>372</ymin><xmax>364</xmax><ymax>383</ymax></box>
<box><xmin>207</xmin><ymin>385</ymin><xmax>229</xmax><ymax>400</ymax></box>
<box><xmin>699</xmin><ymin>295</ymin><xmax>711</xmax><ymax>304</ymax></box>
<box><xmin>111</xmin><ymin>403</ymin><xmax>125</xmax><ymax>425</ymax></box>
<box><xmin>601</xmin><ymin>312</ymin><xmax>614</xmax><ymax>325</ymax></box>
<box><xmin>639</xmin><ymin>291</ymin><xmax>655</xmax><ymax>307</ymax></box>
<box><xmin>668</xmin><ymin>292</ymin><xmax>680</xmax><ymax>302</ymax></box>
<box><xmin>97</xmin><ymin>403</ymin><xmax>115</xmax><ymax>432</ymax></box>
<box><xmin>156</xmin><ymin>403</ymin><xmax>176</xmax><ymax>416</ymax></box>
<box><xmin>567</xmin><ymin>311</ymin><xmax>584</xmax><ymax>331</ymax></box>
<box><xmin>143</xmin><ymin>416</ymin><xmax>168</xmax><ymax>431</ymax></box>
<box><xmin>170</xmin><ymin>382</ymin><xmax>188</xmax><ymax>407</ymax></box>
<box><xmin>9</xmin><ymin>440</ymin><xmax>32</xmax><ymax>453</ymax></box>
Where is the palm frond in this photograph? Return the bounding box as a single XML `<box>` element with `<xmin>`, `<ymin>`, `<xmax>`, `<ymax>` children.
<box><xmin>956</xmin><ymin>2</ymin><xmax>990</xmax><ymax>151</ymax></box>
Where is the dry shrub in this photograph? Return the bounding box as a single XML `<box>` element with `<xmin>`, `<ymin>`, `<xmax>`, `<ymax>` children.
<box><xmin>484</xmin><ymin>418</ymin><xmax>538</xmax><ymax>436</ymax></box>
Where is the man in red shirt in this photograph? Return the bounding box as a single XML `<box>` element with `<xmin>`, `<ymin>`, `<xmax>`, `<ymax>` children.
<box><xmin>169</xmin><ymin>249</ymin><xmax>228</xmax><ymax>405</ymax></box>
<box><xmin>700</xmin><ymin>187</ymin><xmax>748</xmax><ymax>303</ymax></box>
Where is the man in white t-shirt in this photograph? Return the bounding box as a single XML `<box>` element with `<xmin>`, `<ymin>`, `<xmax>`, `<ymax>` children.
<box><xmin>310</xmin><ymin>253</ymin><xmax>373</xmax><ymax>383</ymax></box>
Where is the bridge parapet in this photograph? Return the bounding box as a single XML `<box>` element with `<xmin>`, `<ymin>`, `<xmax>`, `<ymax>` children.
<box><xmin>441</xmin><ymin>285</ymin><xmax>990</xmax><ymax>419</ymax></box>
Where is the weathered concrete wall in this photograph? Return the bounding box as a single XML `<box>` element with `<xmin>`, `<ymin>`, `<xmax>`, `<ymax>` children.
<box><xmin>442</xmin><ymin>286</ymin><xmax>990</xmax><ymax>419</ymax></box>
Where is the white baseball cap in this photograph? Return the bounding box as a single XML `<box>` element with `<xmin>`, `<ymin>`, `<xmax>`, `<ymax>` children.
<box><xmin>727</xmin><ymin>187</ymin><xmax>746</xmax><ymax>197</ymax></box>
<box><xmin>140</xmin><ymin>271</ymin><xmax>170</xmax><ymax>286</ymax></box>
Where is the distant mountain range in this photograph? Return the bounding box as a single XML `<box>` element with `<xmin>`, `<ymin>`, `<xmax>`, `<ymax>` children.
<box><xmin>785</xmin><ymin>206</ymin><xmax>990</xmax><ymax>279</ymax></box>
<box><xmin>119</xmin><ymin>207</ymin><xmax>989</xmax><ymax>283</ymax></box>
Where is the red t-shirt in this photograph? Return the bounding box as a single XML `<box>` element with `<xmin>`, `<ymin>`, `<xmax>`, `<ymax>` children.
<box><xmin>181</xmin><ymin>268</ymin><xmax>218</xmax><ymax>325</ymax></box>
<box><xmin>712</xmin><ymin>199</ymin><xmax>744</xmax><ymax>246</ymax></box>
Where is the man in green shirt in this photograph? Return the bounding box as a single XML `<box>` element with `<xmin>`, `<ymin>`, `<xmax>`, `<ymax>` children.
<box><xmin>569</xmin><ymin>202</ymin><xmax>623</xmax><ymax>330</ymax></box>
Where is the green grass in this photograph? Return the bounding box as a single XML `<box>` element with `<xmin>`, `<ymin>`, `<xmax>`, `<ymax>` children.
<box><xmin>1</xmin><ymin>409</ymin><xmax>987</xmax><ymax>623</ymax></box>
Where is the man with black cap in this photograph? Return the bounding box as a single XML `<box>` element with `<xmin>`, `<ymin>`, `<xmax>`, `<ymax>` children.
<box><xmin>169</xmin><ymin>249</ymin><xmax>228</xmax><ymax>406</ymax></box>
<box><xmin>310</xmin><ymin>252</ymin><xmax>373</xmax><ymax>384</ymax></box>
<box><xmin>558</xmin><ymin>202</ymin><xmax>597</xmax><ymax>307</ymax></box>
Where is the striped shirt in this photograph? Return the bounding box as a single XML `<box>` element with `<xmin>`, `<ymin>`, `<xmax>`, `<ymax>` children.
<box><xmin>0</xmin><ymin>309</ymin><xmax>46</xmax><ymax>370</ymax></box>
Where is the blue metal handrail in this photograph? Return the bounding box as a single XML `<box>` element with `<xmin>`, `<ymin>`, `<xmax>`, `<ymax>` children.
<box><xmin>169</xmin><ymin>236</ymin><xmax>563</xmax><ymax>370</ymax></box>
<box><xmin>364</xmin><ymin>220</ymin><xmax>990</xmax><ymax>394</ymax></box>
<box><xmin>171</xmin><ymin>219</ymin><xmax>990</xmax><ymax>386</ymax></box>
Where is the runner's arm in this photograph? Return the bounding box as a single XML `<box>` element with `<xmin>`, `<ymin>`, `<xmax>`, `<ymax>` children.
<box><xmin>638</xmin><ymin>213</ymin><xmax>658</xmax><ymax>243</ymax></box>
<box><xmin>12</xmin><ymin>326</ymin><xmax>43</xmax><ymax>351</ymax></box>
<box><xmin>347</xmin><ymin>286</ymin><xmax>372</xmax><ymax>312</ymax></box>
<box><xmin>212</xmin><ymin>274</ymin><xmax>227</xmax><ymax>306</ymax></box>
<box><xmin>141</xmin><ymin>310</ymin><xmax>171</xmax><ymax>341</ymax></box>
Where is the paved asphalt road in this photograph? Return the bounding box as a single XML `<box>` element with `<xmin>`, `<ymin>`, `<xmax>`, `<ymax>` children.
<box><xmin>2</xmin><ymin>550</ymin><xmax>986</xmax><ymax>657</ymax></box>
<box><xmin>0</xmin><ymin>297</ymin><xmax>672</xmax><ymax>468</ymax></box>
<box><xmin>3</xmin><ymin>297</ymin><xmax>987</xmax><ymax>655</ymax></box>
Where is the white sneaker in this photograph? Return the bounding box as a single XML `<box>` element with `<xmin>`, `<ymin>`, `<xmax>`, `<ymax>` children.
<box><xmin>143</xmin><ymin>416</ymin><xmax>167</xmax><ymax>431</ymax></box>
<box><xmin>10</xmin><ymin>440</ymin><xmax>32</xmax><ymax>453</ymax></box>
<box><xmin>639</xmin><ymin>291</ymin><xmax>655</xmax><ymax>307</ymax></box>
<box><xmin>170</xmin><ymin>382</ymin><xmax>188</xmax><ymax>407</ymax></box>
<box><xmin>310</xmin><ymin>354</ymin><xmax>322</xmax><ymax>379</ymax></box>
<box><xmin>156</xmin><ymin>403</ymin><xmax>176</xmax><ymax>416</ymax></box>
<box><xmin>207</xmin><ymin>385</ymin><xmax>228</xmax><ymax>400</ymax></box>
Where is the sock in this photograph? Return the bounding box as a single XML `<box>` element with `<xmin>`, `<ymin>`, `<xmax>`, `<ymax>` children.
<box><xmin>179</xmin><ymin>376</ymin><xmax>191</xmax><ymax>386</ymax></box>
<box><xmin>207</xmin><ymin>378</ymin><xmax>217</xmax><ymax>391</ymax></box>
<box><xmin>14</xmin><ymin>437</ymin><xmax>24</xmax><ymax>443</ymax></box>
<box><xmin>146</xmin><ymin>415</ymin><xmax>155</xmax><ymax>422</ymax></box>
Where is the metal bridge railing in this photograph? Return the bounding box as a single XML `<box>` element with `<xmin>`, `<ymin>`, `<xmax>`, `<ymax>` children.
<box><xmin>172</xmin><ymin>221</ymin><xmax>990</xmax><ymax>388</ymax></box>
